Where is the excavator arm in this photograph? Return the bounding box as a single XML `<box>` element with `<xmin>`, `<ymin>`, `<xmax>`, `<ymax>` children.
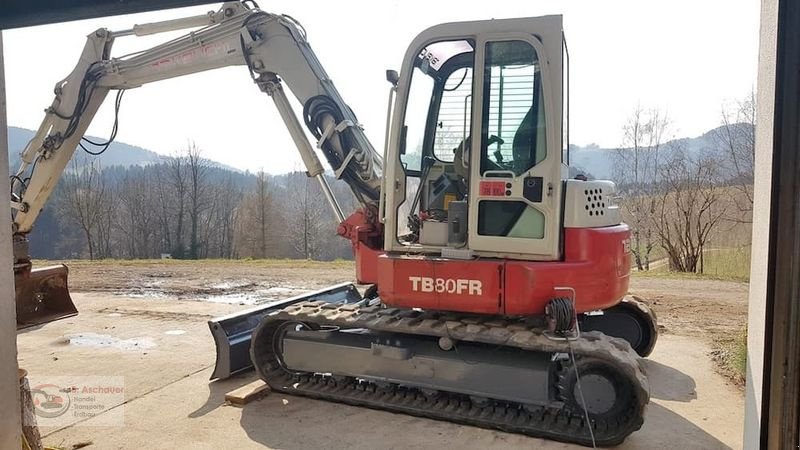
<box><xmin>10</xmin><ymin>1</ymin><xmax>383</xmax><ymax>328</ymax></box>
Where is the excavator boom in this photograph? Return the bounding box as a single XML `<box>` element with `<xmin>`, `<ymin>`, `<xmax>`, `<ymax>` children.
<box><xmin>10</xmin><ymin>2</ymin><xmax>382</xmax><ymax>329</ymax></box>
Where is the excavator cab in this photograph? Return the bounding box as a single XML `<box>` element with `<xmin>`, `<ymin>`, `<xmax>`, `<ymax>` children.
<box><xmin>384</xmin><ymin>17</ymin><xmax>566</xmax><ymax>261</ymax></box>
<box><xmin>372</xmin><ymin>16</ymin><xmax>653</xmax><ymax>340</ymax></box>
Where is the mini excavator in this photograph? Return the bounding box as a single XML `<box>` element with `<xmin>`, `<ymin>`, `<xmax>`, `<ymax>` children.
<box><xmin>10</xmin><ymin>3</ymin><xmax>657</xmax><ymax>446</ymax></box>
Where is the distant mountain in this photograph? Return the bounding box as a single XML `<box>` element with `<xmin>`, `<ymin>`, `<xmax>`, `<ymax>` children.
<box><xmin>7</xmin><ymin>126</ymin><xmax>163</xmax><ymax>170</ymax></box>
<box><xmin>8</xmin><ymin>123</ymin><xmax>752</xmax><ymax>181</ymax></box>
<box><xmin>568</xmin><ymin>123</ymin><xmax>752</xmax><ymax>180</ymax></box>
<box><xmin>568</xmin><ymin>144</ymin><xmax>614</xmax><ymax>180</ymax></box>
<box><xmin>7</xmin><ymin>126</ymin><xmax>239</xmax><ymax>172</ymax></box>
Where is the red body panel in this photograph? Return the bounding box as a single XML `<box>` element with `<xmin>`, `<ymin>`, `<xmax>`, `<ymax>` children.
<box><xmin>355</xmin><ymin>242</ymin><xmax>380</xmax><ymax>284</ymax></box>
<box><xmin>377</xmin><ymin>255</ymin><xmax>504</xmax><ymax>314</ymax></box>
<box><xmin>504</xmin><ymin>226</ymin><xmax>631</xmax><ymax>315</ymax></box>
<box><xmin>341</xmin><ymin>208</ymin><xmax>631</xmax><ymax>316</ymax></box>
<box><xmin>374</xmin><ymin>226</ymin><xmax>630</xmax><ymax>316</ymax></box>
<box><xmin>338</xmin><ymin>208</ymin><xmax>382</xmax><ymax>285</ymax></box>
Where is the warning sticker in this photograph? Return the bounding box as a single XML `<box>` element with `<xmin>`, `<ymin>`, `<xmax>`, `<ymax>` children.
<box><xmin>479</xmin><ymin>181</ymin><xmax>506</xmax><ymax>196</ymax></box>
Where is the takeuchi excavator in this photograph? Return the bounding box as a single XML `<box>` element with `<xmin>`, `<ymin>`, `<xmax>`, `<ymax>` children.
<box><xmin>10</xmin><ymin>2</ymin><xmax>658</xmax><ymax>446</ymax></box>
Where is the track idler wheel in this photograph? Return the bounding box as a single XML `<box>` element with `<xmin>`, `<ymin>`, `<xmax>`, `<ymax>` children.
<box><xmin>557</xmin><ymin>356</ymin><xmax>640</xmax><ymax>436</ymax></box>
<box><xmin>580</xmin><ymin>296</ymin><xmax>658</xmax><ymax>357</ymax></box>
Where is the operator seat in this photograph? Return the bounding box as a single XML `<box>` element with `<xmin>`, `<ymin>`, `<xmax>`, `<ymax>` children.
<box><xmin>511</xmin><ymin>106</ymin><xmax>536</xmax><ymax>174</ymax></box>
<box><xmin>452</xmin><ymin>136</ymin><xmax>471</xmax><ymax>181</ymax></box>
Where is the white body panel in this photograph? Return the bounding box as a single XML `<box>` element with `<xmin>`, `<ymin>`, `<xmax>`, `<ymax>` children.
<box><xmin>562</xmin><ymin>180</ymin><xmax>621</xmax><ymax>228</ymax></box>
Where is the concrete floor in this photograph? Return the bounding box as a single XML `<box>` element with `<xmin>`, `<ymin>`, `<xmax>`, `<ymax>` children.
<box><xmin>18</xmin><ymin>293</ymin><xmax>743</xmax><ymax>450</ymax></box>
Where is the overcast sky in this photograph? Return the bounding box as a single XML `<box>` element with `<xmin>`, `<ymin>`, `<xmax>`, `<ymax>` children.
<box><xmin>3</xmin><ymin>0</ymin><xmax>759</xmax><ymax>173</ymax></box>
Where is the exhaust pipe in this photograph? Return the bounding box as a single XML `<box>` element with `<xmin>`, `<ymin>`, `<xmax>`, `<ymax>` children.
<box><xmin>15</xmin><ymin>264</ymin><xmax>78</xmax><ymax>330</ymax></box>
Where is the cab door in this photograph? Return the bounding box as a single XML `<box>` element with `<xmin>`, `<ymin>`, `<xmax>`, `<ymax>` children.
<box><xmin>467</xmin><ymin>29</ymin><xmax>563</xmax><ymax>260</ymax></box>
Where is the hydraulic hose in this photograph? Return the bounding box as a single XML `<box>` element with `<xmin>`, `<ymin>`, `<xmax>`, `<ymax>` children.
<box><xmin>302</xmin><ymin>95</ymin><xmax>380</xmax><ymax>203</ymax></box>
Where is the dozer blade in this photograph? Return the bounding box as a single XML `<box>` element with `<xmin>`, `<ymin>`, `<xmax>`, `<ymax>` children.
<box><xmin>208</xmin><ymin>282</ymin><xmax>363</xmax><ymax>380</ymax></box>
<box><xmin>16</xmin><ymin>264</ymin><xmax>78</xmax><ymax>330</ymax></box>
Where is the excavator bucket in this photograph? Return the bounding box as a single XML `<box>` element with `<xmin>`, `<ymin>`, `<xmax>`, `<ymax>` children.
<box><xmin>208</xmin><ymin>282</ymin><xmax>363</xmax><ymax>380</ymax></box>
<box><xmin>15</xmin><ymin>264</ymin><xmax>78</xmax><ymax>330</ymax></box>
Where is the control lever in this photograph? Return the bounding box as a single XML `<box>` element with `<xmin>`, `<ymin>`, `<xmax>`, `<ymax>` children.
<box><xmin>488</xmin><ymin>135</ymin><xmax>505</xmax><ymax>163</ymax></box>
<box><xmin>488</xmin><ymin>135</ymin><xmax>505</xmax><ymax>146</ymax></box>
<box><xmin>407</xmin><ymin>156</ymin><xmax>436</xmax><ymax>238</ymax></box>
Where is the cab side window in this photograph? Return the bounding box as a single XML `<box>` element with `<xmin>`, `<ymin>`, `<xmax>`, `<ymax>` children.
<box><xmin>432</xmin><ymin>67</ymin><xmax>473</xmax><ymax>163</ymax></box>
<box><xmin>480</xmin><ymin>40</ymin><xmax>546</xmax><ymax>176</ymax></box>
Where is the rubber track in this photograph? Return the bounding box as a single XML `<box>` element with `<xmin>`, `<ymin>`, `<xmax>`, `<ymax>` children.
<box><xmin>251</xmin><ymin>301</ymin><xmax>649</xmax><ymax>447</ymax></box>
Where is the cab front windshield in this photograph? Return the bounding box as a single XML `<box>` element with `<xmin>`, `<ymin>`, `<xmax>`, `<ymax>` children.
<box><xmin>401</xmin><ymin>39</ymin><xmax>474</xmax><ymax>173</ymax></box>
<box><xmin>398</xmin><ymin>39</ymin><xmax>474</xmax><ymax>243</ymax></box>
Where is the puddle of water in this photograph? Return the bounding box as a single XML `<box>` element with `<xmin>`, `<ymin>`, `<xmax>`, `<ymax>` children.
<box><xmin>164</xmin><ymin>330</ymin><xmax>186</xmax><ymax>336</ymax></box>
<box><xmin>263</xmin><ymin>287</ymin><xmax>301</xmax><ymax>294</ymax></box>
<box><xmin>209</xmin><ymin>281</ymin><xmax>252</xmax><ymax>290</ymax></box>
<box><xmin>112</xmin><ymin>283</ymin><xmax>314</xmax><ymax>305</ymax></box>
<box><xmin>116</xmin><ymin>290</ymin><xmax>169</xmax><ymax>299</ymax></box>
<box><xmin>66</xmin><ymin>332</ymin><xmax>156</xmax><ymax>350</ymax></box>
<box><xmin>203</xmin><ymin>287</ymin><xmax>312</xmax><ymax>305</ymax></box>
<box><xmin>203</xmin><ymin>293</ymin><xmax>264</xmax><ymax>305</ymax></box>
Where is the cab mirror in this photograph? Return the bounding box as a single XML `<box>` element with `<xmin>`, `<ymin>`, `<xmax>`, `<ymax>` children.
<box><xmin>385</xmin><ymin>69</ymin><xmax>399</xmax><ymax>87</ymax></box>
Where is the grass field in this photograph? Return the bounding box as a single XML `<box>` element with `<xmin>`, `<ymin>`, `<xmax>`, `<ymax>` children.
<box><xmin>711</xmin><ymin>330</ymin><xmax>748</xmax><ymax>387</ymax></box>
<box><xmin>701</xmin><ymin>247</ymin><xmax>752</xmax><ymax>282</ymax></box>
<box><xmin>638</xmin><ymin>246</ymin><xmax>751</xmax><ymax>282</ymax></box>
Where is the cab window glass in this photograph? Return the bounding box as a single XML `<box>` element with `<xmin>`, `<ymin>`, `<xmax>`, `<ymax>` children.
<box><xmin>433</xmin><ymin>67</ymin><xmax>472</xmax><ymax>162</ymax></box>
<box><xmin>402</xmin><ymin>40</ymin><xmax>474</xmax><ymax>172</ymax></box>
<box><xmin>481</xmin><ymin>40</ymin><xmax>546</xmax><ymax>176</ymax></box>
<box><xmin>401</xmin><ymin>69</ymin><xmax>433</xmax><ymax>173</ymax></box>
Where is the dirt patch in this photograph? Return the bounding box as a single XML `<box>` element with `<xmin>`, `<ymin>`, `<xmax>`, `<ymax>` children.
<box><xmin>52</xmin><ymin>259</ymin><xmax>354</xmax><ymax>305</ymax></box>
<box><xmin>630</xmin><ymin>276</ymin><xmax>748</xmax><ymax>341</ymax></box>
<box><xmin>630</xmin><ymin>275</ymin><xmax>749</xmax><ymax>387</ymax></box>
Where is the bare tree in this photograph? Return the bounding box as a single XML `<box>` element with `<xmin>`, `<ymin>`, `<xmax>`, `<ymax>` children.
<box><xmin>287</xmin><ymin>172</ymin><xmax>327</xmax><ymax>259</ymax></box>
<box><xmin>44</xmin><ymin>150</ymin><xmax>366</xmax><ymax>261</ymax></box>
<box><xmin>186</xmin><ymin>143</ymin><xmax>211</xmax><ymax>259</ymax></box>
<box><xmin>653</xmin><ymin>144</ymin><xmax>728</xmax><ymax>273</ymax></box>
<box><xmin>252</xmin><ymin>172</ymin><xmax>273</xmax><ymax>258</ymax></box>
<box><xmin>114</xmin><ymin>168</ymin><xmax>156</xmax><ymax>258</ymax></box>
<box><xmin>57</xmin><ymin>158</ymin><xmax>110</xmax><ymax>260</ymax></box>
<box><xmin>234</xmin><ymin>171</ymin><xmax>281</xmax><ymax>258</ymax></box>
<box><xmin>94</xmin><ymin>177</ymin><xmax>114</xmax><ymax>259</ymax></box>
<box><xmin>165</xmin><ymin>152</ymin><xmax>189</xmax><ymax>257</ymax></box>
<box><xmin>213</xmin><ymin>175</ymin><xmax>241</xmax><ymax>259</ymax></box>
<box><xmin>613</xmin><ymin>107</ymin><xmax>669</xmax><ymax>270</ymax></box>
<box><xmin>151</xmin><ymin>163</ymin><xmax>173</xmax><ymax>255</ymax></box>
<box><xmin>713</xmin><ymin>90</ymin><xmax>756</xmax><ymax>222</ymax></box>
